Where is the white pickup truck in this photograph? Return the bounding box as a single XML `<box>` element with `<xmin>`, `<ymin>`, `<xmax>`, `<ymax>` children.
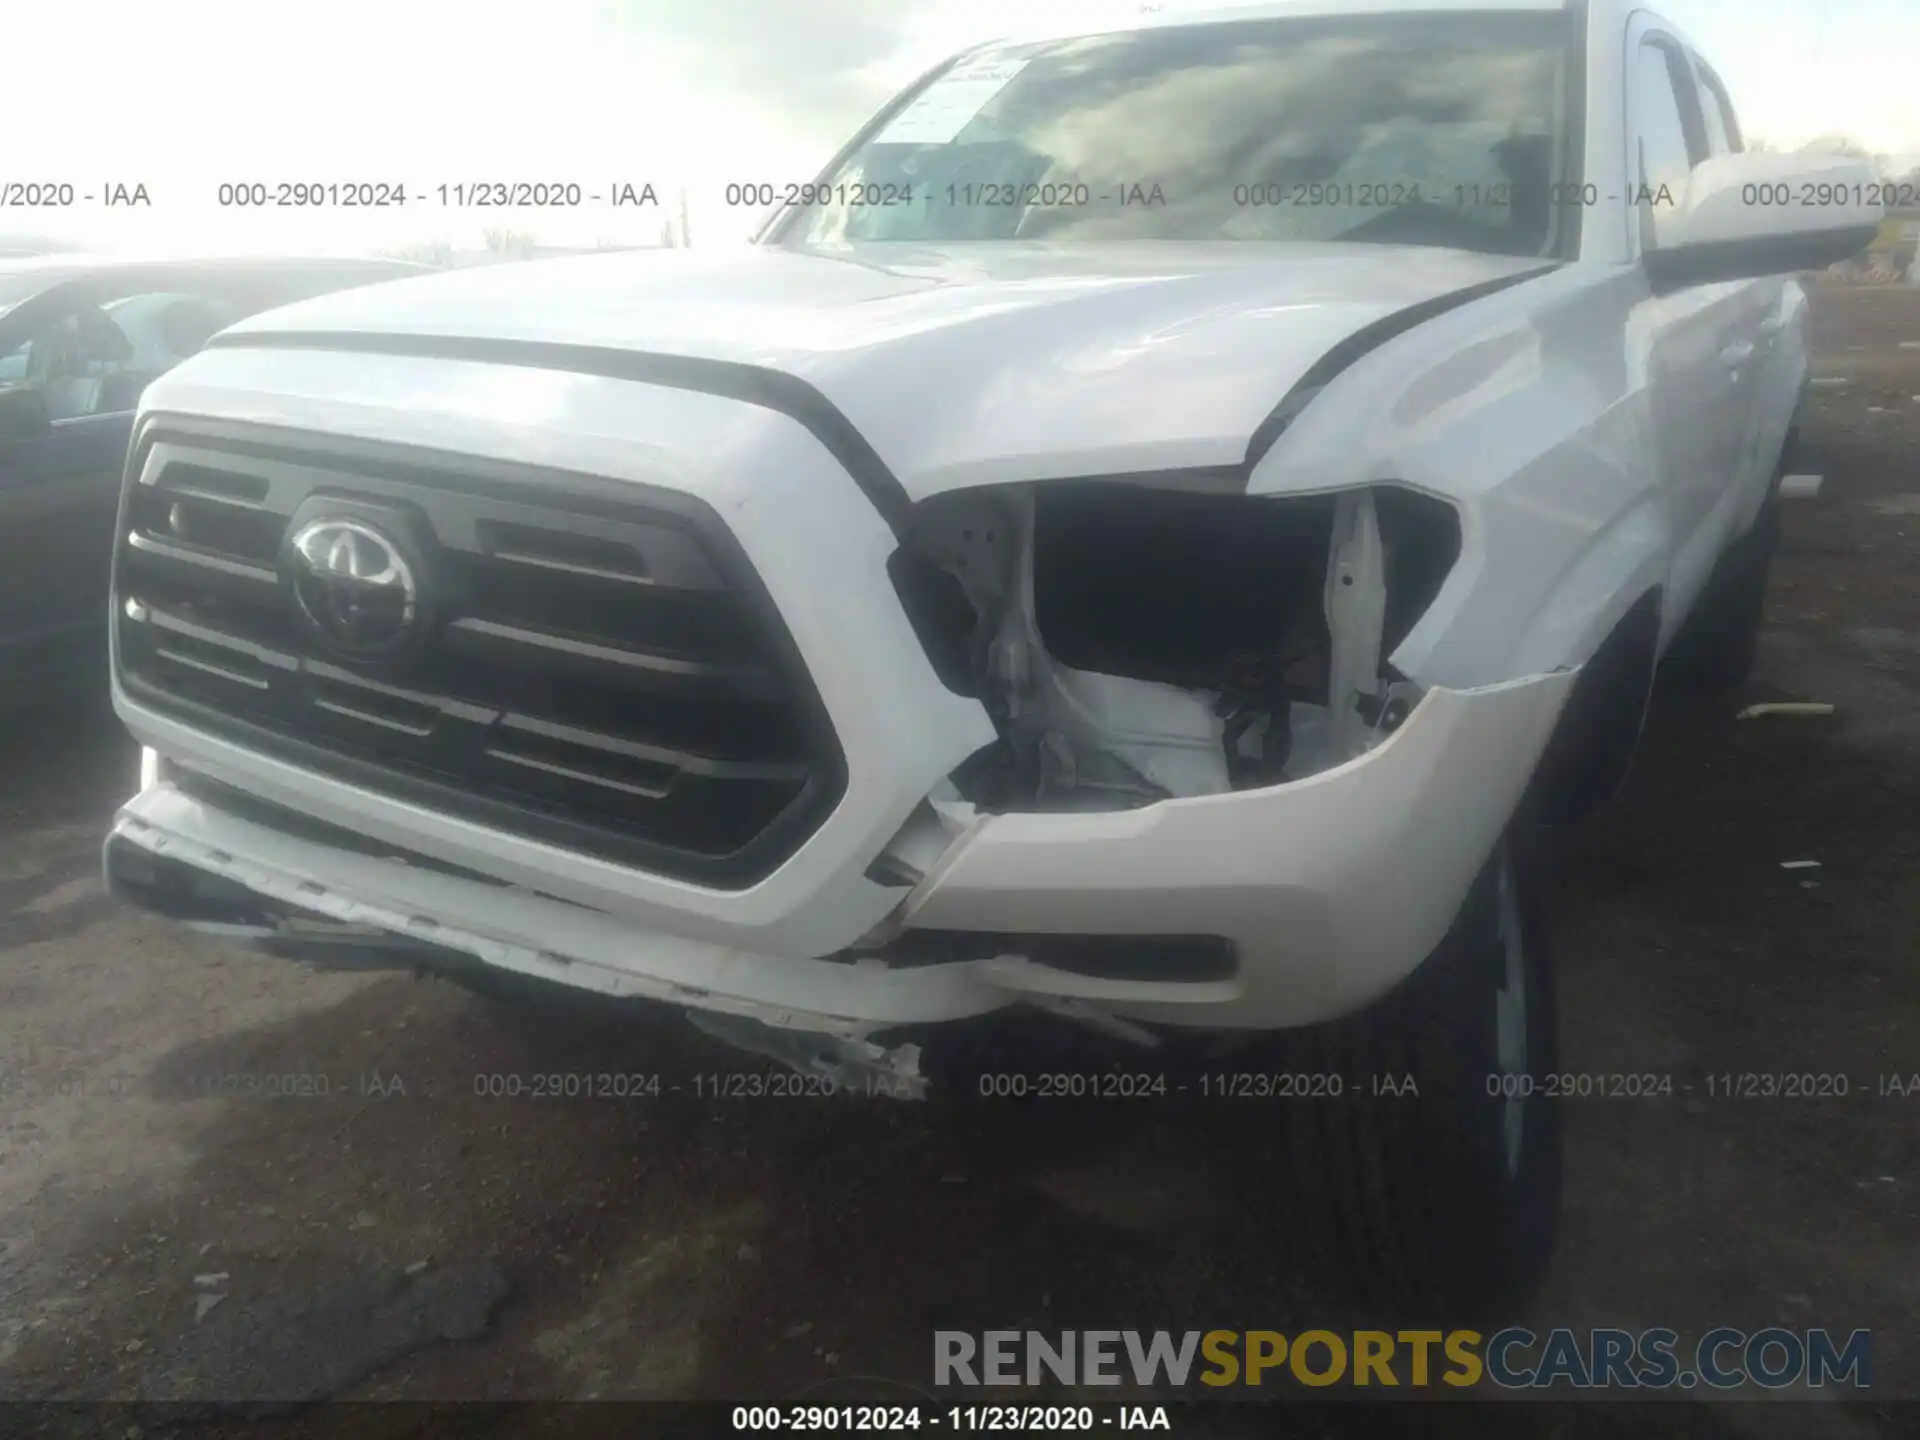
<box><xmin>104</xmin><ymin>0</ymin><xmax>1880</xmax><ymax>1313</ymax></box>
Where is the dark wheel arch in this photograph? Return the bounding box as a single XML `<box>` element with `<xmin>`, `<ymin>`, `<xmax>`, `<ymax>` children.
<box><xmin>1662</xmin><ymin>483</ymin><xmax>1785</xmax><ymax>693</ymax></box>
<box><xmin>1527</xmin><ymin>587</ymin><xmax>1663</xmax><ymax>827</ymax></box>
<box><xmin>1276</xmin><ymin>835</ymin><xmax>1561</xmax><ymax>1318</ymax></box>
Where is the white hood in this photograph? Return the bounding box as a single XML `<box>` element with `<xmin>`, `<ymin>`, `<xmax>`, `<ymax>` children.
<box><xmin>224</xmin><ymin>242</ymin><xmax>1546</xmax><ymax>498</ymax></box>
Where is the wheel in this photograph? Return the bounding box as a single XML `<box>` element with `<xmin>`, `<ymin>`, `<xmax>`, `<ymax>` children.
<box><xmin>1664</xmin><ymin>493</ymin><xmax>1781</xmax><ymax>690</ymax></box>
<box><xmin>1275</xmin><ymin>835</ymin><xmax>1561</xmax><ymax>1319</ymax></box>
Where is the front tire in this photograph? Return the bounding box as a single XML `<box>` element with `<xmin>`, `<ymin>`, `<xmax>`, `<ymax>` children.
<box><xmin>1277</xmin><ymin>836</ymin><xmax>1561</xmax><ymax>1319</ymax></box>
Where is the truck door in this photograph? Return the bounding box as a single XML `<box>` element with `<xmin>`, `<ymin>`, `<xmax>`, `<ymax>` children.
<box><xmin>1626</xmin><ymin>25</ymin><xmax>1753</xmax><ymax>644</ymax></box>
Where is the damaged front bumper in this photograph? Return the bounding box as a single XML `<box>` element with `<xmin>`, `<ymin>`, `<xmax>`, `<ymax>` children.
<box><xmin>107</xmin><ymin>667</ymin><xmax>1575</xmax><ymax>1051</ymax></box>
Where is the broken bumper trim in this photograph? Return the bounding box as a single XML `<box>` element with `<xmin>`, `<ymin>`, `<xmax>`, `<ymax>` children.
<box><xmin>107</xmin><ymin>668</ymin><xmax>1574</xmax><ymax>1036</ymax></box>
<box><xmin>105</xmin><ymin>781</ymin><xmax>1010</xmax><ymax>1038</ymax></box>
<box><xmin>904</xmin><ymin>669</ymin><xmax>1578</xmax><ymax>1027</ymax></box>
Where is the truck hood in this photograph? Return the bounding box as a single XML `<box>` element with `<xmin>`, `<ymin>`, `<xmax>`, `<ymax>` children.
<box><xmin>221</xmin><ymin>242</ymin><xmax>1548</xmax><ymax>498</ymax></box>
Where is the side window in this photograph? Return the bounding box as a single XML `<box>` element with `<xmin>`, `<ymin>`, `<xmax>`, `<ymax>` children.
<box><xmin>0</xmin><ymin>290</ymin><xmax>241</xmax><ymax>422</ymax></box>
<box><xmin>1694</xmin><ymin>71</ymin><xmax>1730</xmax><ymax>155</ymax></box>
<box><xmin>1695</xmin><ymin>63</ymin><xmax>1744</xmax><ymax>154</ymax></box>
<box><xmin>101</xmin><ymin>291</ymin><xmax>243</xmax><ymax>373</ymax></box>
<box><xmin>0</xmin><ymin>304</ymin><xmax>139</xmax><ymax>422</ymax></box>
<box><xmin>1634</xmin><ymin>40</ymin><xmax>1706</xmax><ymax>245</ymax></box>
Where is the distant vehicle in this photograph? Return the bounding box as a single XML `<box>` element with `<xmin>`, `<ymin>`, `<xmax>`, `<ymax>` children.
<box><xmin>0</xmin><ymin>255</ymin><xmax>428</xmax><ymax>710</ymax></box>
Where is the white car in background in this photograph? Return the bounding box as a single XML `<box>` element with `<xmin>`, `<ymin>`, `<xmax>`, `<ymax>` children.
<box><xmin>102</xmin><ymin>0</ymin><xmax>1880</xmax><ymax>1313</ymax></box>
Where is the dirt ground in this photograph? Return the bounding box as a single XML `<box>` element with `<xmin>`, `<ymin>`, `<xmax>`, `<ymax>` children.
<box><xmin>1</xmin><ymin>283</ymin><xmax>1917</xmax><ymax>1437</ymax></box>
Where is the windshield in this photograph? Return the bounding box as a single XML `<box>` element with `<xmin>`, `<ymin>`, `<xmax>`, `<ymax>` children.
<box><xmin>777</xmin><ymin>11</ymin><xmax>1583</xmax><ymax>258</ymax></box>
<box><xmin>0</xmin><ymin>270</ymin><xmax>78</xmax><ymax>308</ymax></box>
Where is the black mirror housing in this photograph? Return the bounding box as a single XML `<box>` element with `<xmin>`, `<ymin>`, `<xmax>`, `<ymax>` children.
<box><xmin>1645</xmin><ymin>223</ymin><xmax>1882</xmax><ymax>294</ymax></box>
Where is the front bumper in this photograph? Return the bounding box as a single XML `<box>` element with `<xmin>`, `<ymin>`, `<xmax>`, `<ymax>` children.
<box><xmin>109</xmin><ymin>669</ymin><xmax>1574</xmax><ymax>1037</ymax></box>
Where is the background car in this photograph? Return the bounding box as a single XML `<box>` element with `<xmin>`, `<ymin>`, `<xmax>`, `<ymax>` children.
<box><xmin>0</xmin><ymin>255</ymin><xmax>428</xmax><ymax>711</ymax></box>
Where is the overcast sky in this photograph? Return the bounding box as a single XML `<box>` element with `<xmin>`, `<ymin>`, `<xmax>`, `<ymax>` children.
<box><xmin>9</xmin><ymin>0</ymin><xmax>1919</xmax><ymax>256</ymax></box>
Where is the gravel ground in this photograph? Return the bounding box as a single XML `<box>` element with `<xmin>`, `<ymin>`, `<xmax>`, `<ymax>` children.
<box><xmin>0</xmin><ymin>282</ymin><xmax>1916</xmax><ymax>1437</ymax></box>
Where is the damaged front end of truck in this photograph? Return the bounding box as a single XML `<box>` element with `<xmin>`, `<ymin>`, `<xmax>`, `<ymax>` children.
<box><xmin>887</xmin><ymin>478</ymin><xmax>1463</xmax><ymax>813</ymax></box>
<box><xmin>104</xmin><ymin>386</ymin><xmax>1576</xmax><ymax>1103</ymax></box>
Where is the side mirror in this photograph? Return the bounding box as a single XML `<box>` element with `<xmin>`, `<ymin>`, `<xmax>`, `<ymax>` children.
<box><xmin>0</xmin><ymin>387</ymin><xmax>52</xmax><ymax>444</ymax></box>
<box><xmin>1645</xmin><ymin>151</ymin><xmax>1885</xmax><ymax>293</ymax></box>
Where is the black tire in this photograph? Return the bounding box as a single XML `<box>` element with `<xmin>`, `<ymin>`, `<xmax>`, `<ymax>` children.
<box><xmin>1664</xmin><ymin>493</ymin><xmax>1781</xmax><ymax>690</ymax></box>
<box><xmin>1276</xmin><ymin>836</ymin><xmax>1560</xmax><ymax>1320</ymax></box>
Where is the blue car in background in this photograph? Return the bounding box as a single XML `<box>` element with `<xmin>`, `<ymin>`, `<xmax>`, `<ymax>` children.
<box><xmin>0</xmin><ymin>255</ymin><xmax>427</xmax><ymax>711</ymax></box>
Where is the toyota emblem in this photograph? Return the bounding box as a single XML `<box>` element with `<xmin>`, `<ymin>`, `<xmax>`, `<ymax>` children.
<box><xmin>288</xmin><ymin>518</ymin><xmax>420</xmax><ymax>658</ymax></box>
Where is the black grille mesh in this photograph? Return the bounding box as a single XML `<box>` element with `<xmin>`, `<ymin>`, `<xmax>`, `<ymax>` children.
<box><xmin>112</xmin><ymin>420</ymin><xmax>846</xmax><ymax>886</ymax></box>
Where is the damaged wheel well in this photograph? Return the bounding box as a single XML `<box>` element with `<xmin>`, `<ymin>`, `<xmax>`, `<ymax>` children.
<box><xmin>887</xmin><ymin>479</ymin><xmax>1462</xmax><ymax>809</ymax></box>
<box><xmin>1526</xmin><ymin>587</ymin><xmax>1662</xmax><ymax>826</ymax></box>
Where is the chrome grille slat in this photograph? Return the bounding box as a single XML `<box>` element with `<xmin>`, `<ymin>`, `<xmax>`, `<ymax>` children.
<box><xmin>154</xmin><ymin>645</ymin><xmax>273</xmax><ymax>690</ymax></box>
<box><xmin>442</xmin><ymin>615</ymin><xmax>782</xmax><ymax>696</ymax></box>
<box><xmin>135</xmin><ymin>602</ymin><xmax>299</xmax><ymax>671</ymax></box>
<box><xmin>160</xmin><ymin>482</ymin><xmax>271</xmax><ymax>511</ymax></box>
<box><xmin>486</xmin><ymin>549</ymin><xmax>654</xmax><ymax>586</ymax></box>
<box><xmin>312</xmin><ymin>697</ymin><xmax>437</xmax><ymax>736</ymax></box>
<box><xmin>485</xmin><ymin>746</ymin><xmax>676</xmax><ymax>800</ymax></box>
<box><xmin>125</xmin><ymin>530</ymin><xmax>281</xmax><ymax>588</ymax></box>
<box><xmin>493</xmin><ymin>710</ymin><xmax>808</xmax><ymax>783</ymax></box>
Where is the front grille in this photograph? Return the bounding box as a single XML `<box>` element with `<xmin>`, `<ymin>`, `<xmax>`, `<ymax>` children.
<box><xmin>112</xmin><ymin>418</ymin><xmax>847</xmax><ymax>886</ymax></box>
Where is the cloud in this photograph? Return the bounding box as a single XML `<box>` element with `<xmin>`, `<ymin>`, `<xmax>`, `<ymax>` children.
<box><xmin>593</xmin><ymin>0</ymin><xmax>1161</xmax><ymax>147</ymax></box>
<box><xmin>597</xmin><ymin>0</ymin><xmax>916</xmax><ymax>145</ymax></box>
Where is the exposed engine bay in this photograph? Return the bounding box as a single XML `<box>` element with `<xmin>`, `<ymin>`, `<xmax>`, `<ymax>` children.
<box><xmin>888</xmin><ymin>481</ymin><xmax>1461</xmax><ymax>810</ymax></box>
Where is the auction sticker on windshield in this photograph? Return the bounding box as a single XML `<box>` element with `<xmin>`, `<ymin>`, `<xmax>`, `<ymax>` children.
<box><xmin>875</xmin><ymin>58</ymin><xmax>1030</xmax><ymax>145</ymax></box>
